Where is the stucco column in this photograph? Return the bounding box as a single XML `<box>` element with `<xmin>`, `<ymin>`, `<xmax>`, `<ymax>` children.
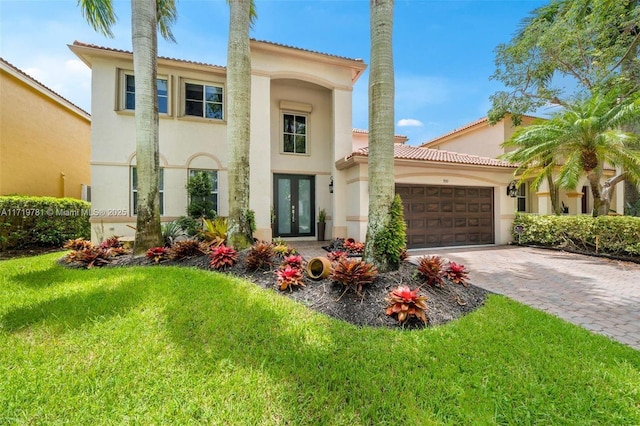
<box><xmin>535</xmin><ymin>178</ymin><xmax>551</xmax><ymax>215</ymax></box>
<box><xmin>331</xmin><ymin>88</ymin><xmax>353</xmax><ymax>239</ymax></box>
<box><xmin>566</xmin><ymin>191</ymin><xmax>582</xmax><ymax>215</ymax></box>
<box><xmin>249</xmin><ymin>74</ymin><xmax>272</xmax><ymax>241</ymax></box>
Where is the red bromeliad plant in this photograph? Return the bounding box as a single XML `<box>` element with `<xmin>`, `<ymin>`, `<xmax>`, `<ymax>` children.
<box><xmin>66</xmin><ymin>246</ymin><xmax>112</xmax><ymax>269</ymax></box>
<box><xmin>327</xmin><ymin>250</ymin><xmax>348</xmax><ymax>262</ymax></box>
<box><xmin>330</xmin><ymin>258</ymin><xmax>378</xmax><ymax>296</ymax></box>
<box><xmin>282</xmin><ymin>254</ymin><xmax>304</xmax><ymax>269</ymax></box>
<box><xmin>63</xmin><ymin>238</ymin><xmax>94</xmax><ymax>251</ymax></box>
<box><xmin>209</xmin><ymin>244</ymin><xmax>238</xmax><ymax>270</ymax></box>
<box><xmin>246</xmin><ymin>241</ymin><xmax>275</xmax><ymax>271</ymax></box>
<box><xmin>417</xmin><ymin>255</ymin><xmax>445</xmax><ymax>287</ymax></box>
<box><xmin>276</xmin><ymin>265</ymin><xmax>305</xmax><ymax>291</ymax></box>
<box><xmin>169</xmin><ymin>239</ymin><xmax>209</xmax><ymax>260</ymax></box>
<box><xmin>444</xmin><ymin>261</ymin><xmax>469</xmax><ymax>286</ymax></box>
<box><xmin>385</xmin><ymin>286</ymin><xmax>428</xmax><ymax>324</ymax></box>
<box><xmin>99</xmin><ymin>236</ymin><xmax>123</xmax><ymax>249</ymax></box>
<box><xmin>343</xmin><ymin>238</ymin><xmax>365</xmax><ymax>254</ymax></box>
<box><xmin>146</xmin><ymin>246</ymin><xmax>168</xmax><ymax>263</ymax></box>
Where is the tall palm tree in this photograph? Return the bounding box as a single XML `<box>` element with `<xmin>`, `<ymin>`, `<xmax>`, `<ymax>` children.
<box><xmin>503</xmin><ymin>92</ymin><xmax>640</xmax><ymax>217</ymax></box>
<box><xmin>78</xmin><ymin>0</ymin><xmax>176</xmax><ymax>253</ymax></box>
<box><xmin>363</xmin><ymin>0</ymin><xmax>397</xmax><ymax>272</ymax></box>
<box><xmin>226</xmin><ymin>0</ymin><xmax>256</xmax><ymax>249</ymax></box>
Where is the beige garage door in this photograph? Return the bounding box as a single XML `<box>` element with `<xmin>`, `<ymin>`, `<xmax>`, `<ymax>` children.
<box><xmin>396</xmin><ymin>184</ymin><xmax>494</xmax><ymax>249</ymax></box>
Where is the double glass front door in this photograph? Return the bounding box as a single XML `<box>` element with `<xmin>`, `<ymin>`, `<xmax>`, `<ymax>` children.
<box><xmin>274</xmin><ymin>174</ymin><xmax>315</xmax><ymax>237</ymax></box>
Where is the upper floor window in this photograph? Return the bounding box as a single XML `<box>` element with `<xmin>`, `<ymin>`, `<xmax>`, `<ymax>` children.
<box><xmin>185</xmin><ymin>83</ymin><xmax>224</xmax><ymax>119</ymax></box>
<box><xmin>283</xmin><ymin>113</ymin><xmax>307</xmax><ymax>154</ymax></box>
<box><xmin>132</xmin><ymin>167</ymin><xmax>164</xmax><ymax>215</ymax></box>
<box><xmin>124</xmin><ymin>74</ymin><xmax>169</xmax><ymax>114</ymax></box>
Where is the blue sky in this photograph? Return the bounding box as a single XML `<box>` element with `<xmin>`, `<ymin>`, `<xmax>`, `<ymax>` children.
<box><xmin>0</xmin><ymin>0</ymin><xmax>547</xmax><ymax>145</ymax></box>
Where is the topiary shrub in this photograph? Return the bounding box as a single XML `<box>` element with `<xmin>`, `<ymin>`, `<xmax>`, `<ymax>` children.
<box><xmin>0</xmin><ymin>196</ymin><xmax>90</xmax><ymax>250</ymax></box>
<box><xmin>373</xmin><ymin>194</ymin><xmax>407</xmax><ymax>270</ymax></box>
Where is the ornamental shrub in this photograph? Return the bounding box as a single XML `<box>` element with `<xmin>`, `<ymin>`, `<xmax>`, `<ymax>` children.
<box><xmin>512</xmin><ymin>213</ymin><xmax>640</xmax><ymax>256</ymax></box>
<box><xmin>0</xmin><ymin>196</ymin><xmax>90</xmax><ymax>250</ymax></box>
<box><xmin>373</xmin><ymin>194</ymin><xmax>407</xmax><ymax>270</ymax></box>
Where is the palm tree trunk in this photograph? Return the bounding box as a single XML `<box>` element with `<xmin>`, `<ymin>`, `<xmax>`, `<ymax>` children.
<box><xmin>363</xmin><ymin>0</ymin><xmax>395</xmax><ymax>272</ymax></box>
<box><xmin>546</xmin><ymin>174</ymin><xmax>562</xmax><ymax>215</ymax></box>
<box><xmin>226</xmin><ymin>0</ymin><xmax>252</xmax><ymax>249</ymax></box>
<box><xmin>132</xmin><ymin>0</ymin><xmax>163</xmax><ymax>253</ymax></box>
<box><xmin>586</xmin><ymin>171</ymin><xmax>605</xmax><ymax>217</ymax></box>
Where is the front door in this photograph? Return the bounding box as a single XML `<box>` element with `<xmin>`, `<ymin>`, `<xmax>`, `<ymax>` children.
<box><xmin>274</xmin><ymin>174</ymin><xmax>315</xmax><ymax>237</ymax></box>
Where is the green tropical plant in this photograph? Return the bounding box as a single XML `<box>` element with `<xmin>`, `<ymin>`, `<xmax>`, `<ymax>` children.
<box><xmin>502</xmin><ymin>92</ymin><xmax>640</xmax><ymax>216</ymax></box>
<box><xmin>200</xmin><ymin>217</ymin><xmax>228</xmax><ymax>247</ymax></box>
<box><xmin>373</xmin><ymin>194</ymin><xmax>407</xmax><ymax>270</ymax></box>
<box><xmin>161</xmin><ymin>221</ymin><xmax>185</xmax><ymax>246</ymax></box>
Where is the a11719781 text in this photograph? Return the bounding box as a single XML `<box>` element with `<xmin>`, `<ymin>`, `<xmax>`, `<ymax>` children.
<box><xmin>0</xmin><ymin>208</ymin><xmax>129</xmax><ymax>217</ymax></box>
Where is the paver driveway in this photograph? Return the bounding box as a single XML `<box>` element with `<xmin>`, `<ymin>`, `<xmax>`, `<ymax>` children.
<box><xmin>410</xmin><ymin>246</ymin><xmax>640</xmax><ymax>351</ymax></box>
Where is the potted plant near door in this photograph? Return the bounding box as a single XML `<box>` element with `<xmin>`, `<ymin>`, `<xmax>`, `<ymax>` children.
<box><xmin>317</xmin><ymin>208</ymin><xmax>327</xmax><ymax>241</ymax></box>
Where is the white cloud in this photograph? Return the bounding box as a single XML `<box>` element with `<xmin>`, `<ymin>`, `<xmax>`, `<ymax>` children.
<box><xmin>397</xmin><ymin>118</ymin><xmax>424</xmax><ymax>127</ymax></box>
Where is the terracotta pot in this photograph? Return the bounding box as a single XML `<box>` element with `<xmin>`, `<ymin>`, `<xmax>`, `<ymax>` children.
<box><xmin>306</xmin><ymin>256</ymin><xmax>332</xmax><ymax>280</ymax></box>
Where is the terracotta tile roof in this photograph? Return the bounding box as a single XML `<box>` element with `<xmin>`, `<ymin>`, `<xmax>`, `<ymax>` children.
<box><xmin>251</xmin><ymin>39</ymin><xmax>364</xmax><ymax>63</ymax></box>
<box><xmin>420</xmin><ymin>114</ymin><xmax>541</xmax><ymax>148</ymax></box>
<box><xmin>0</xmin><ymin>56</ymin><xmax>90</xmax><ymax>118</ymax></box>
<box><xmin>71</xmin><ymin>41</ymin><xmax>226</xmax><ymax>69</ymax></box>
<box><xmin>351</xmin><ymin>128</ymin><xmax>409</xmax><ymax>142</ymax></box>
<box><xmin>348</xmin><ymin>144</ymin><xmax>516</xmax><ymax>168</ymax></box>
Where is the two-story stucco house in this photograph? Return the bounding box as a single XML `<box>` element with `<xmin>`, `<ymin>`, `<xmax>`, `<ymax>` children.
<box><xmin>0</xmin><ymin>58</ymin><xmax>91</xmax><ymax>199</ymax></box>
<box><xmin>72</xmin><ymin>39</ymin><xmax>625</xmax><ymax>250</ymax></box>
<box><xmin>70</xmin><ymin>39</ymin><xmax>366</xmax><ymax>243</ymax></box>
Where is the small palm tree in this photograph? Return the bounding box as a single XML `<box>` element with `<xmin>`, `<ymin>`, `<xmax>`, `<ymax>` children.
<box><xmin>502</xmin><ymin>92</ymin><xmax>640</xmax><ymax>217</ymax></box>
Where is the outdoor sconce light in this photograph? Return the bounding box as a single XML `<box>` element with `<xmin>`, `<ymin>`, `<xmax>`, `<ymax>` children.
<box><xmin>507</xmin><ymin>180</ymin><xmax>518</xmax><ymax>198</ymax></box>
<box><xmin>329</xmin><ymin>176</ymin><xmax>334</xmax><ymax>194</ymax></box>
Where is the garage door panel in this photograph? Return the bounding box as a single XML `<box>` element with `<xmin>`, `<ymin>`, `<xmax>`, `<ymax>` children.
<box><xmin>397</xmin><ymin>184</ymin><xmax>495</xmax><ymax>249</ymax></box>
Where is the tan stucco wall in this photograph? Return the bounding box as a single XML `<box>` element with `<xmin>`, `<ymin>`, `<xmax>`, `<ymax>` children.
<box><xmin>0</xmin><ymin>68</ymin><xmax>90</xmax><ymax>198</ymax></box>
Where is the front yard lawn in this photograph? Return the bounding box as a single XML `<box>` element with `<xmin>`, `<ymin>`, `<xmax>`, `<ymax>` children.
<box><xmin>1</xmin><ymin>253</ymin><xmax>638</xmax><ymax>424</ymax></box>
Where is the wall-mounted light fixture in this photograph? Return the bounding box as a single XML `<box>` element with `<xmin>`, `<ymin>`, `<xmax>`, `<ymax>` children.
<box><xmin>507</xmin><ymin>180</ymin><xmax>518</xmax><ymax>198</ymax></box>
<box><xmin>329</xmin><ymin>176</ymin><xmax>334</xmax><ymax>194</ymax></box>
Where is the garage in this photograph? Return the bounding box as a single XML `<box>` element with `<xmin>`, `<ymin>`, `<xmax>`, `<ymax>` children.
<box><xmin>396</xmin><ymin>184</ymin><xmax>494</xmax><ymax>249</ymax></box>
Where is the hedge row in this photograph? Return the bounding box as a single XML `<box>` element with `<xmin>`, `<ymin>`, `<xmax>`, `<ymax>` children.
<box><xmin>512</xmin><ymin>213</ymin><xmax>640</xmax><ymax>256</ymax></box>
<box><xmin>0</xmin><ymin>196</ymin><xmax>91</xmax><ymax>250</ymax></box>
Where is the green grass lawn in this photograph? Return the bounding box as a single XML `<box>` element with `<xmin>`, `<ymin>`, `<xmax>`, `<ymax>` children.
<box><xmin>1</xmin><ymin>253</ymin><xmax>639</xmax><ymax>425</ymax></box>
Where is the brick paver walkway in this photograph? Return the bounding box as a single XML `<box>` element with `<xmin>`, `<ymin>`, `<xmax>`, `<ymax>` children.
<box><xmin>410</xmin><ymin>246</ymin><xmax>640</xmax><ymax>350</ymax></box>
<box><xmin>291</xmin><ymin>242</ymin><xmax>640</xmax><ymax>350</ymax></box>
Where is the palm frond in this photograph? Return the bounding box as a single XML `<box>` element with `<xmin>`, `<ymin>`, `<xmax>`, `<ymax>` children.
<box><xmin>78</xmin><ymin>0</ymin><xmax>116</xmax><ymax>38</ymax></box>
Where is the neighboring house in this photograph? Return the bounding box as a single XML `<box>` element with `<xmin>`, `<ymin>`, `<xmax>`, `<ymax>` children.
<box><xmin>420</xmin><ymin>116</ymin><xmax>625</xmax><ymax>220</ymax></box>
<box><xmin>0</xmin><ymin>57</ymin><xmax>91</xmax><ymax>199</ymax></box>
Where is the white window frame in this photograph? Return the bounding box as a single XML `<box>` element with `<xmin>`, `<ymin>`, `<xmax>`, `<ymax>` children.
<box><xmin>182</xmin><ymin>79</ymin><xmax>225</xmax><ymax>120</ymax></box>
<box><xmin>281</xmin><ymin>111</ymin><xmax>309</xmax><ymax>155</ymax></box>
<box><xmin>131</xmin><ymin>167</ymin><xmax>164</xmax><ymax>216</ymax></box>
<box><xmin>188</xmin><ymin>169</ymin><xmax>219</xmax><ymax>215</ymax></box>
<box><xmin>119</xmin><ymin>70</ymin><xmax>170</xmax><ymax>115</ymax></box>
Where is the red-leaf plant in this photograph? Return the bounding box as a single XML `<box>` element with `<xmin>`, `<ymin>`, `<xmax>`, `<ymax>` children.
<box><xmin>330</xmin><ymin>258</ymin><xmax>378</xmax><ymax>296</ymax></box>
<box><xmin>327</xmin><ymin>250</ymin><xmax>348</xmax><ymax>262</ymax></box>
<box><xmin>65</xmin><ymin>247</ymin><xmax>112</xmax><ymax>269</ymax></box>
<box><xmin>169</xmin><ymin>240</ymin><xmax>208</xmax><ymax>260</ymax></box>
<box><xmin>282</xmin><ymin>254</ymin><xmax>304</xmax><ymax>269</ymax></box>
<box><xmin>246</xmin><ymin>241</ymin><xmax>275</xmax><ymax>271</ymax></box>
<box><xmin>417</xmin><ymin>255</ymin><xmax>445</xmax><ymax>287</ymax></box>
<box><xmin>146</xmin><ymin>246</ymin><xmax>168</xmax><ymax>264</ymax></box>
<box><xmin>343</xmin><ymin>238</ymin><xmax>365</xmax><ymax>254</ymax></box>
<box><xmin>444</xmin><ymin>261</ymin><xmax>469</xmax><ymax>286</ymax></box>
<box><xmin>385</xmin><ymin>285</ymin><xmax>429</xmax><ymax>324</ymax></box>
<box><xmin>63</xmin><ymin>238</ymin><xmax>94</xmax><ymax>251</ymax></box>
<box><xmin>276</xmin><ymin>265</ymin><xmax>305</xmax><ymax>291</ymax></box>
<box><xmin>209</xmin><ymin>244</ymin><xmax>239</xmax><ymax>270</ymax></box>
